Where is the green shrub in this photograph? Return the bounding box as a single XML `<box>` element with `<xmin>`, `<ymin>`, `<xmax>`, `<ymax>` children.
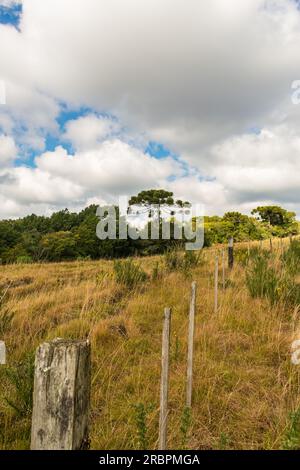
<box><xmin>246</xmin><ymin>250</ymin><xmax>300</xmax><ymax>307</ymax></box>
<box><xmin>113</xmin><ymin>259</ymin><xmax>148</xmax><ymax>289</ymax></box>
<box><xmin>282</xmin><ymin>408</ymin><xmax>300</xmax><ymax>450</ymax></box>
<box><xmin>182</xmin><ymin>250</ymin><xmax>203</xmax><ymax>269</ymax></box>
<box><xmin>165</xmin><ymin>248</ymin><xmax>203</xmax><ymax>274</ymax></box>
<box><xmin>180</xmin><ymin>406</ymin><xmax>192</xmax><ymax>449</ymax></box>
<box><xmin>4</xmin><ymin>354</ymin><xmax>35</xmax><ymax>418</ymax></box>
<box><xmin>132</xmin><ymin>402</ymin><xmax>154</xmax><ymax>450</ymax></box>
<box><xmin>246</xmin><ymin>254</ymin><xmax>278</xmax><ymax>305</ymax></box>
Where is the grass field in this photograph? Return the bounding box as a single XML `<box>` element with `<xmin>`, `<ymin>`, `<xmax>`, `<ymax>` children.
<box><xmin>0</xmin><ymin>239</ymin><xmax>300</xmax><ymax>450</ymax></box>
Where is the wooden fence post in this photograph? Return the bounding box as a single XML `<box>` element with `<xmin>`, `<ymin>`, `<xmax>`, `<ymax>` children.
<box><xmin>159</xmin><ymin>308</ymin><xmax>171</xmax><ymax>450</ymax></box>
<box><xmin>222</xmin><ymin>249</ymin><xmax>225</xmax><ymax>290</ymax></box>
<box><xmin>0</xmin><ymin>341</ymin><xmax>6</xmax><ymax>365</ymax></box>
<box><xmin>269</xmin><ymin>237</ymin><xmax>273</xmax><ymax>252</ymax></box>
<box><xmin>214</xmin><ymin>256</ymin><xmax>219</xmax><ymax>314</ymax></box>
<box><xmin>186</xmin><ymin>282</ymin><xmax>196</xmax><ymax>408</ymax></box>
<box><xmin>228</xmin><ymin>237</ymin><xmax>234</xmax><ymax>269</ymax></box>
<box><xmin>31</xmin><ymin>338</ymin><xmax>91</xmax><ymax>450</ymax></box>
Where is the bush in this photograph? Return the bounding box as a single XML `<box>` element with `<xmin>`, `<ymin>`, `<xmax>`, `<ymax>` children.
<box><xmin>246</xmin><ymin>250</ymin><xmax>300</xmax><ymax>307</ymax></box>
<box><xmin>4</xmin><ymin>354</ymin><xmax>35</xmax><ymax>418</ymax></box>
<box><xmin>132</xmin><ymin>403</ymin><xmax>154</xmax><ymax>450</ymax></box>
<box><xmin>164</xmin><ymin>248</ymin><xmax>203</xmax><ymax>273</ymax></box>
<box><xmin>282</xmin><ymin>408</ymin><xmax>300</xmax><ymax>450</ymax></box>
<box><xmin>113</xmin><ymin>259</ymin><xmax>148</xmax><ymax>289</ymax></box>
<box><xmin>246</xmin><ymin>253</ymin><xmax>278</xmax><ymax>305</ymax></box>
<box><xmin>182</xmin><ymin>250</ymin><xmax>203</xmax><ymax>269</ymax></box>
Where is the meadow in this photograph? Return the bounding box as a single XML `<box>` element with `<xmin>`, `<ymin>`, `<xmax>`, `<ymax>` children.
<box><xmin>0</xmin><ymin>239</ymin><xmax>300</xmax><ymax>450</ymax></box>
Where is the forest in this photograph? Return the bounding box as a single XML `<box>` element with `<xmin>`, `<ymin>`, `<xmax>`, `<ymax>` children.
<box><xmin>0</xmin><ymin>189</ymin><xmax>298</xmax><ymax>264</ymax></box>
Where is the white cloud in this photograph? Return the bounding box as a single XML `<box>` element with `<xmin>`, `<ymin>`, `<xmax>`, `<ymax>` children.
<box><xmin>63</xmin><ymin>114</ymin><xmax>120</xmax><ymax>151</ymax></box>
<box><xmin>1</xmin><ymin>0</ymin><xmax>300</xmax><ymax>217</ymax></box>
<box><xmin>211</xmin><ymin>126</ymin><xmax>300</xmax><ymax>205</ymax></box>
<box><xmin>0</xmin><ymin>80</ymin><xmax>60</xmax><ymax>152</ymax></box>
<box><xmin>14</xmin><ymin>0</ymin><xmax>300</xmax><ymax>150</ymax></box>
<box><xmin>0</xmin><ymin>166</ymin><xmax>83</xmax><ymax>204</ymax></box>
<box><xmin>0</xmin><ymin>134</ymin><xmax>17</xmax><ymax>164</ymax></box>
<box><xmin>0</xmin><ymin>0</ymin><xmax>21</xmax><ymax>6</ymax></box>
<box><xmin>0</xmin><ymin>138</ymin><xmax>184</xmax><ymax>216</ymax></box>
<box><xmin>36</xmin><ymin>140</ymin><xmax>182</xmax><ymax>195</ymax></box>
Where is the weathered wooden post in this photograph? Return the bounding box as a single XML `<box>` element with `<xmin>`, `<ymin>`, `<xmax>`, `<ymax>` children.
<box><xmin>0</xmin><ymin>341</ymin><xmax>6</xmax><ymax>365</ymax></box>
<box><xmin>31</xmin><ymin>338</ymin><xmax>91</xmax><ymax>450</ymax></box>
<box><xmin>222</xmin><ymin>249</ymin><xmax>225</xmax><ymax>290</ymax></box>
<box><xmin>186</xmin><ymin>282</ymin><xmax>196</xmax><ymax>408</ymax></box>
<box><xmin>228</xmin><ymin>237</ymin><xmax>234</xmax><ymax>270</ymax></box>
<box><xmin>269</xmin><ymin>237</ymin><xmax>273</xmax><ymax>252</ymax></box>
<box><xmin>214</xmin><ymin>256</ymin><xmax>219</xmax><ymax>314</ymax></box>
<box><xmin>159</xmin><ymin>308</ymin><xmax>171</xmax><ymax>450</ymax></box>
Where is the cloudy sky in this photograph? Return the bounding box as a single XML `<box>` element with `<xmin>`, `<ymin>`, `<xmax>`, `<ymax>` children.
<box><xmin>0</xmin><ymin>0</ymin><xmax>300</xmax><ymax>219</ymax></box>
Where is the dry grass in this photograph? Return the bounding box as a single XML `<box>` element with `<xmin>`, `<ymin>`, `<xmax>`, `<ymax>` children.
<box><xmin>0</xmin><ymin>238</ymin><xmax>300</xmax><ymax>449</ymax></box>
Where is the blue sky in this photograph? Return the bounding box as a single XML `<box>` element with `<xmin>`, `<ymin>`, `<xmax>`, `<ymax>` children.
<box><xmin>0</xmin><ymin>2</ymin><xmax>22</xmax><ymax>28</ymax></box>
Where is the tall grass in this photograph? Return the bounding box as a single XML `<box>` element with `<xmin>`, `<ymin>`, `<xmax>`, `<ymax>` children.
<box><xmin>246</xmin><ymin>252</ymin><xmax>278</xmax><ymax>304</ymax></box>
<box><xmin>113</xmin><ymin>259</ymin><xmax>148</xmax><ymax>289</ymax></box>
<box><xmin>246</xmin><ymin>247</ymin><xmax>300</xmax><ymax>308</ymax></box>
<box><xmin>282</xmin><ymin>241</ymin><xmax>300</xmax><ymax>276</ymax></box>
<box><xmin>0</xmin><ymin>240</ymin><xmax>299</xmax><ymax>449</ymax></box>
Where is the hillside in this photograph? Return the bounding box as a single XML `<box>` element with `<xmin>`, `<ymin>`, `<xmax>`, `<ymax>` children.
<box><xmin>0</xmin><ymin>238</ymin><xmax>300</xmax><ymax>450</ymax></box>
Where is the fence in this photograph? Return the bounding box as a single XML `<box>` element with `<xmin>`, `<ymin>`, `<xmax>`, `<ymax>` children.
<box><xmin>1</xmin><ymin>237</ymin><xmax>235</xmax><ymax>450</ymax></box>
<box><xmin>1</xmin><ymin>234</ymin><xmax>299</xmax><ymax>450</ymax></box>
<box><xmin>28</xmin><ymin>236</ymin><xmax>230</xmax><ymax>451</ymax></box>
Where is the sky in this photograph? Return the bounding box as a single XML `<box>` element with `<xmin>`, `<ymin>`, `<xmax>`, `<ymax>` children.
<box><xmin>0</xmin><ymin>0</ymin><xmax>300</xmax><ymax>219</ymax></box>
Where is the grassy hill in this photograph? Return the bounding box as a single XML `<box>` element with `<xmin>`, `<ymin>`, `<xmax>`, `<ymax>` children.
<box><xmin>0</xmin><ymin>238</ymin><xmax>300</xmax><ymax>449</ymax></box>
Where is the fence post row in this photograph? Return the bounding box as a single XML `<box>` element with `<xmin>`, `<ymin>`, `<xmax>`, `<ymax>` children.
<box><xmin>31</xmin><ymin>338</ymin><xmax>91</xmax><ymax>450</ymax></box>
<box><xmin>159</xmin><ymin>308</ymin><xmax>171</xmax><ymax>450</ymax></box>
<box><xmin>186</xmin><ymin>282</ymin><xmax>197</xmax><ymax>408</ymax></box>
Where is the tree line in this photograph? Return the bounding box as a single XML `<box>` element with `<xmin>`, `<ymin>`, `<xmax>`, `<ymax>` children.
<box><xmin>0</xmin><ymin>189</ymin><xmax>298</xmax><ymax>264</ymax></box>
